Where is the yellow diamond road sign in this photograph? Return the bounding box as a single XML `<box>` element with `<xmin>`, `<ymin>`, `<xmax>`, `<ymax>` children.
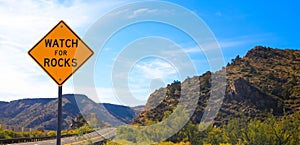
<box><xmin>28</xmin><ymin>21</ymin><xmax>93</xmax><ymax>86</ymax></box>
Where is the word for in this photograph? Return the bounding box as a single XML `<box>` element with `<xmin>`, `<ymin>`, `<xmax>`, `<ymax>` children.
<box><xmin>54</xmin><ymin>50</ymin><xmax>67</xmax><ymax>56</ymax></box>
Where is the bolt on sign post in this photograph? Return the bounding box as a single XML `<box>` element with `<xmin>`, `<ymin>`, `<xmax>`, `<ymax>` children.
<box><xmin>28</xmin><ymin>20</ymin><xmax>93</xmax><ymax>145</ymax></box>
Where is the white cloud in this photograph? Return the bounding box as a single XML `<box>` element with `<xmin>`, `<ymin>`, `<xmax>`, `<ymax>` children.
<box><xmin>133</xmin><ymin>59</ymin><xmax>177</xmax><ymax>79</ymax></box>
<box><xmin>184</xmin><ymin>46</ymin><xmax>202</xmax><ymax>53</ymax></box>
<box><xmin>128</xmin><ymin>8</ymin><xmax>158</xmax><ymax>19</ymax></box>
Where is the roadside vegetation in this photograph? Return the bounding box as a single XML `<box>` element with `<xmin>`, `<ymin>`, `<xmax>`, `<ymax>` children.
<box><xmin>0</xmin><ymin>124</ymin><xmax>93</xmax><ymax>139</ymax></box>
<box><xmin>105</xmin><ymin>111</ymin><xmax>300</xmax><ymax>145</ymax></box>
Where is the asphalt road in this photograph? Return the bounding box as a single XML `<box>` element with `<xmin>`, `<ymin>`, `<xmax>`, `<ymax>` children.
<box><xmin>9</xmin><ymin>128</ymin><xmax>116</xmax><ymax>145</ymax></box>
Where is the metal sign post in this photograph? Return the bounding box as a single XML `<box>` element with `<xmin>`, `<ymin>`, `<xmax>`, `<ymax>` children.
<box><xmin>57</xmin><ymin>86</ymin><xmax>62</xmax><ymax>145</ymax></box>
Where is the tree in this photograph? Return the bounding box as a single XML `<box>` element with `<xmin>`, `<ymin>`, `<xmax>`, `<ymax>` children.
<box><xmin>70</xmin><ymin>113</ymin><xmax>87</xmax><ymax>129</ymax></box>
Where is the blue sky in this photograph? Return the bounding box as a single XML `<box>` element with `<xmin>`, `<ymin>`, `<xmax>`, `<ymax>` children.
<box><xmin>0</xmin><ymin>0</ymin><xmax>299</xmax><ymax>106</ymax></box>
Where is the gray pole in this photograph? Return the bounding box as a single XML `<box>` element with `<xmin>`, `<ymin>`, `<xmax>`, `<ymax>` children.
<box><xmin>57</xmin><ymin>86</ymin><xmax>62</xmax><ymax>145</ymax></box>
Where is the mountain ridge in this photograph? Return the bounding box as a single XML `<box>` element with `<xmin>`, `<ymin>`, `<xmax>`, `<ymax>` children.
<box><xmin>0</xmin><ymin>94</ymin><xmax>143</xmax><ymax>130</ymax></box>
<box><xmin>133</xmin><ymin>46</ymin><xmax>300</xmax><ymax>126</ymax></box>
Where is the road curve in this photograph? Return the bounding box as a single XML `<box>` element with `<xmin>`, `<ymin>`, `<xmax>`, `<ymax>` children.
<box><xmin>9</xmin><ymin>128</ymin><xmax>116</xmax><ymax>145</ymax></box>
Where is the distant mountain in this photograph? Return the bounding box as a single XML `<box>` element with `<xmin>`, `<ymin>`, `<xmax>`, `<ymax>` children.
<box><xmin>0</xmin><ymin>94</ymin><xmax>143</xmax><ymax>130</ymax></box>
<box><xmin>131</xmin><ymin>105</ymin><xmax>145</xmax><ymax>114</ymax></box>
<box><xmin>133</xmin><ymin>46</ymin><xmax>300</xmax><ymax>126</ymax></box>
<box><xmin>102</xmin><ymin>103</ymin><xmax>139</xmax><ymax>124</ymax></box>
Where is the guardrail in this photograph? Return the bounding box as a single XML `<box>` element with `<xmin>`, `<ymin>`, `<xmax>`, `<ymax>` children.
<box><xmin>0</xmin><ymin>130</ymin><xmax>97</xmax><ymax>145</ymax></box>
<box><xmin>0</xmin><ymin>134</ymin><xmax>75</xmax><ymax>144</ymax></box>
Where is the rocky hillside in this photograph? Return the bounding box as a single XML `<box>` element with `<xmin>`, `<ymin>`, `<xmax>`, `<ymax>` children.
<box><xmin>133</xmin><ymin>46</ymin><xmax>300</xmax><ymax>126</ymax></box>
<box><xmin>0</xmin><ymin>94</ymin><xmax>141</xmax><ymax>130</ymax></box>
